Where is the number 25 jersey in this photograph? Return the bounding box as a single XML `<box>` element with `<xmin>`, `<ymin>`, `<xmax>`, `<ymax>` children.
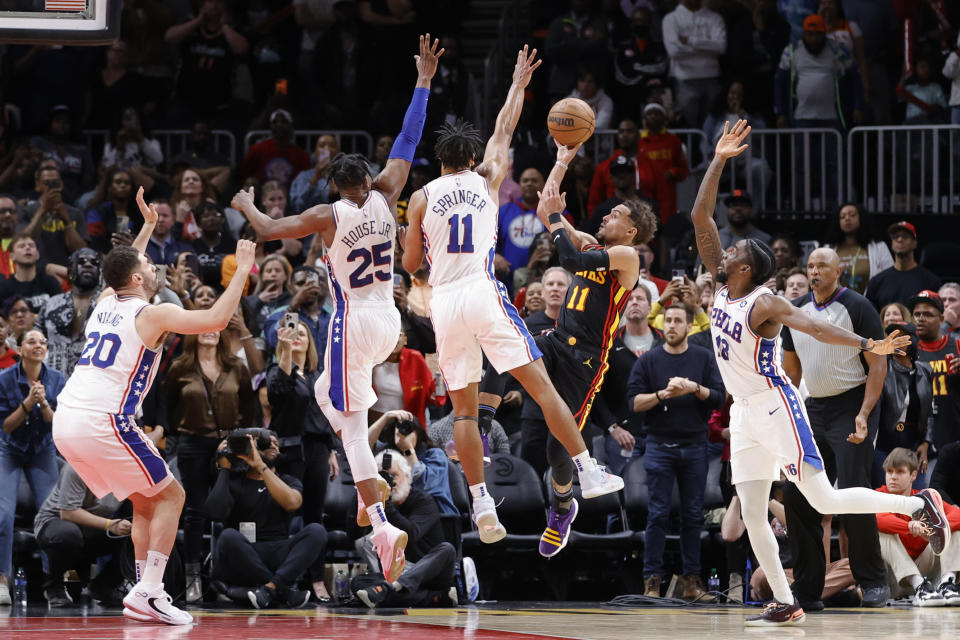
<box><xmin>421</xmin><ymin>170</ymin><xmax>496</xmax><ymax>288</ymax></box>
<box><xmin>57</xmin><ymin>295</ymin><xmax>162</xmax><ymax>416</ymax></box>
<box><xmin>324</xmin><ymin>190</ymin><xmax>395</xmax><ymax>306</ymax></box>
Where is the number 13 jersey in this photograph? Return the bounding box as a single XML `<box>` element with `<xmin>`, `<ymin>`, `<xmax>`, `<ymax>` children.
<box><xmin>421</xmin><ymin>170</ymin><xmax>496</xmax><ymax>287</ymax></box>
<box><xmin>57</xmin><ymin>295</ymin><xmax>162</xmax><ymax>416</ymax></box>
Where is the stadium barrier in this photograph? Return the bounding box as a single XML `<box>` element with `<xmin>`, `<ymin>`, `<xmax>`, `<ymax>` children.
<box><xmin>83</xmin><ymin>129</ymin><xmax>237</xmax><ymax>168</ymax></box>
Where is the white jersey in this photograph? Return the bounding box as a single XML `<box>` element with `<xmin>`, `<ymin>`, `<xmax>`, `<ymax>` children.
<box><xmin>323</xmin><ymin>190</ymin><xmax>396</xmax><ymax>306</ymax></box>
<box><xmin>57</xmin><ymin>295</ymin><xmax>162</xmax><ymax>416</ymax></box>
<box><xmin>421</xmin><ymin>170</ymin><xmax>496</xmax><ymax>287</ymax></box>
<box><xmin>710</xmin><ymin>285</ymin><xmax>791</xmax><ymax>399</ymax></box>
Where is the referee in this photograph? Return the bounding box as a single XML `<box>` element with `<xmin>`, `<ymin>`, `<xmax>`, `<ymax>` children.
<box><xmin>780</xmin><ymin>248</ymin><xmax>890</xmax><ymax>609</ymax></box>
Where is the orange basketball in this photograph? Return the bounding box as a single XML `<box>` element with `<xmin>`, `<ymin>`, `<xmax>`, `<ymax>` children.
<box><xmin>547</xmin><ymin>98</ymin><xmax>596</xmax><ymax>147</ymax></box>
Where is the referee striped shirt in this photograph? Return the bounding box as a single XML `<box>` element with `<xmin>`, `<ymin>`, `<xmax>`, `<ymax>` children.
<box><xmin>781</xmin><ymin>287</ymin><xmax>884</xmax><ymax>398</ymax></box>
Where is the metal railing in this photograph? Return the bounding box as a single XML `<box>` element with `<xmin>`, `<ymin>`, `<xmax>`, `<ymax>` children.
<box><xmin>83</xmin><ymin>129</ymin><xmax>237</xmax><ymax>167</ymax></box>
<box><xmin>589</xmin><ymin>128</ymin><xmax>708</xmax><ymax>168</ymax></box>
<box><xmin>243</xmin><ymin>130</ymin><xmax>374</xmax><ymax>159</ymax></box>
<box><xmin>847</xmin><ymin>125</ymin><xmax>960</xmax><ymax>215</ymax></box>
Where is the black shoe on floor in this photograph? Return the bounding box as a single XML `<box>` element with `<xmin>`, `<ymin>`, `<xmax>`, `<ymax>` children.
<box><xmin>43</xmin><ymin>585</ymin><xmax>73</xmax><ymax>608</ymax></box>
<box><xmin>247</xmin><ymin>584</ymin><xmax>277</xmax><ymax>609</ymax></box>
<box><xmin>797</xmin><ymin>599</ymin><xmax>824</xmax><ymax>612</ymax></box>
<box><xmin>861</xmin><ymin>584</ymin><xmax>891</xmax><ymax>608</ymax></box>
<box><xmin>282</xmin><ymin>588</ymin><xmax>312</xmax><ymax>608</ymax></box>
<box><xmin>356</xmin><ymin>581</ymin><xmax>393</xmax><ymax>609</ymax></box>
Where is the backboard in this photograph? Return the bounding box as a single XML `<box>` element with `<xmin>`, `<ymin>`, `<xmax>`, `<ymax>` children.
<box><xmin>0</xmin><ymin>0</ymin><xmax>121</xmax><ymax>45</ymax></box>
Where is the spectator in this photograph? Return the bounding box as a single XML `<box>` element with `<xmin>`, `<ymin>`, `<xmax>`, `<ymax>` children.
<box><xmin>544</xmin><ymin>0</ymin><xmax>608</xmax><ymax>101</ymax></box>
<box><xmin>583</xmin><ymin>157</ymin><xmax>651</xmax><ymax>237</ymax></box>
<box><xmin>100</xmin><ymin>107</ymin><xmax>164</xmax><ymax>192</ymax></box>
<box><xmin>243</xmin><ymin>255</ymin><xmax>292</xmax><ymax>337</ymax></box>
<box><xmin>428</xmin><ymin>412</ymin><xmax>511</xmax><ymax>458</ymax></box>
<box><xmin>289</xmin><ymin>135</ymin><xmax>339</xmax><ymax>212</ymax></box>
<box><xmin>85</xmin><ymin>168</ymin><xmax>136</xmax><ymax>255</ymax></box>
<box><xmin>34</xmin><ymin>248</ymin><xmax>102</xmax><ymax>378</ymax></box>
<box><xmin>930</xmin><ymin>441</ymin><xmax>960</xmax><ymax>506</ymax></box>
<box><xmin>392</xmin><ymin>270</ymin><xmax>435</xmax><ymax>356</ymax></box>
<box><xmin>717</xmin><ymin>190</ymin><xmax>770</xmax><ymax>249</ymax></box>
<box><xmin>781</xmin><ymin>247</ymin><xmax>890</xmax><ymax>607</ymax></box>
<box><xmin>945</xmin><ymin>33</ymin><xmax>960</xmax><ymax>125</ymax></box>
<box><xmin>662</xmin><ymin>0</ymin><xmax>727</xmax><ymax>129</ymax></box>
<box><xmin>897</xmin><ymin>58</ymin><xmax>949</xmax><ymax>124</ymax></box>
<box><xmin>596</xmin><ymin>286</ymin><xmax>663</xmax><ymax>474</ymax></box>
<box><xmin>497</xmin><ymin>166</ymin><xmax>549</xmax><ymax>278</ymax></box>
<box><xmin>165</xmin><ymin>331</ymin><xmax>255</xmax><ymax>603</ymax></box>
<box><xmin>263</xmin><ymin>265</ymin><xmax>331</xmax><ymax>359</ymax></box>
<box><xmin>257</xmin><ymin>181</ymin><xmax>303</xmax><ymax>263</ymax></box>
<box><xmin>240</xmin><ymin>110</ymin><xmax>311</xmax><ymax>187</ymax></box>
<box><xmin>748</xmin><ymin>0</ymin><xmax>791</xmax><ymax>119</ymax></box>
<box><xmin>191</xmin><ymin>202</ymin><xmax>237</xmax><ymax>289</ymax></box>
<box><xmin>513</xmin><ymin>231</ymin><xmax>558</xmax><ymax>294</ymax></box>
<box><xmin>648</xmin><ymin>276</ymin><xmax>711</xmax><ymax>334</ymax></box>
<box><xmin>0</xmin><ymin>328</ymin><xmax>65</xmax><ymax>606</ymax></box>
<box><xmin>939</xmin><ymin>283</ymin><xmax>960</xmax><ymax>341</ymax></box>
<box><xmin>20</xmin><ymin>166</ymin><xmax>88</xmax><ymax>272</ymax></box>
<box><xmin>29</xmin><ymin>106</ymin><xmax>95</xmax><ymax>203</ymax></box>
<box><xmin>521</xmin><ymin>281</ymin><xmax>545</xmax><ymax>317</ymax></box>
<box><xmin>0</xmin><ymin>319</ymin><xmax>17</xmax><ymax>370</ymax></box>
<box><xmin>0</xmin><ymin>195</ymin><xmax>18</xmax><ymax>278</ymax></box>
<box><xmin>567</xmin><ymin>68</ymin><xmax>614</xmax><ymax>131</ymax></box>
<box><xmin>0</xmin><ymin>236</ymin><xmax>62</xmax><ymax>314</ymax></box>
<box><xmin>33</xmin><ymin>463</ymin><xmax>130</xmax><ymax>607</ymax></box>
<box><xmin>369</xmin><ymin>135</ymin><xmax>394</xmax><ymax>175</ymax></box>
<box><xmin>864</xmin><ymin>222</ymin><xmax>941</xmax><ymax>310</ymax></box>
<box><xmin>611</xmin><ymin>7</ymin><xmax>669</xmax><ymax>118</ymax></box>
<box><xmin>638</xmin><ymin>102</ymin><xmax>689</xmax><ymax>223</ymax></box>
<box><xmin>636</xmin><ymin>242</ymin><xmax>667</xmax><ymax>296</ymax></box>
<box><xmin>823</xmin><ymin>202</ymin><xmax>894</xmax><ymax>295</ymax></box>
<box><xmin>145</xmin><ymin>200</ymin><xmax>189</xmax><ymax>267</ymax></box>
<box><xmin>354</xmin><ymin>451</ymin><xmax>458</xmax><ymax>608</ymax></box>
<box><xmin>881</xmin><ymin>302</ymin><xmax>912</xmax><ymax>327</ymax></box>
<box><xmin>702</xmin><ymin>81</ymin><xmax>773</xmax><ymax>197</ymax></box>
<box><xmin>818</xmin><ymin>0</ymin><xmax>870</xmax><ymax>103</ymax></box>
<box><xmin>168</xmin><ymin>121</ymin><xmax>233</xmax><ymax>194</ymax></box>
<box><xmin>587</xmin><ymin>118</ymin><xmax>665</xmax><ymax>219</ymax></box>
<box><xmin>4</xmin><ymin>297</ymin><xmax>35</xmax><ymax>344</ymax></box>
<box><xmin>769</xmin><ymin>232</ymin><xmax>803</xmax><ymax>274</ymax></box>
<box><xmin>781</xmin><ymin>266</ymin><xmax>811</xmax><ymax>300</ymax></box>
<box><xmin>170</xmin><ymin>167</ymin><xmax>217</xmax><ymax>241</ymax></box>
<box><xmin>369</xmin><ymin>331</ymin><xmax>442</xmax><ymax>430</ymax></box>
<box><xmin>873</xmin><ymin>323</ymin><xmax>933</xmax><ymax>490</ymax></box>
<box><xmin>83</xmin><ymin>40</ymin><xmax>145</xmax><ymax>131</ymax></box>
<box><xmin>909</xmin><ymin>290</ymin><xmax>960</xmax><ymax>451</ymax></box>
<box><xmin>207</xmin><ymin>432</ymin><xmax>323</xmax><ymax>609</ymax></box>
<box><xmin>875</xmin><ymin>448</ymin><xmax>960</xmax><ymax>606</ymax></box>
<box><xmin>164</xmin><ymin>0</ymin><xmax>249</xmax><ymax>121</ymax></box>
<box><xmin>628</xmin><ymin>304</ymin><xmax>725</xmax><ymax>601</ymax></box>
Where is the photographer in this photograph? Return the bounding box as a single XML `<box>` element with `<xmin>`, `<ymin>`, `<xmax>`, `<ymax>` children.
<box><xmin>368</xmin><ymin>410</ymin><xmax>456</xmax><ymax>515</ymax></box>
<box><xmin>354</xmin><ymin>451</ymin><xmax>457</xmax><ymax>608</ymax></box>
<box><xmin>207</xmin><ymin>431</ymin><xmax>327</xmax><ymax>610</ymax></box>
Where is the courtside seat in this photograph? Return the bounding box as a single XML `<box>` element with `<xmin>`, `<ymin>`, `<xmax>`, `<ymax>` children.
<box><xmin>322</xmin><ymin>464</ymin><xmax>358</xmax><ymax>551</ymax></box>
<box><xmin>461</xmin><ymin>454</ymin><xmax>545</xmax><ymax>549</ymax></box>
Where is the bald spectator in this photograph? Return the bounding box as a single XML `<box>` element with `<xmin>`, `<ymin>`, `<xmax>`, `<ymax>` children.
<box><xmin>662</xmin><ymin>0</ymin><xmax>726</xmax><ymax>128</ymax></box>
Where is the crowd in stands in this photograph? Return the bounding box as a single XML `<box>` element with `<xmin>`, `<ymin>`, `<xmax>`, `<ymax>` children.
<box><xmin>0</xmin><ymin>0</ymin><xmax>959</xmax><ymax>611</ymax></box>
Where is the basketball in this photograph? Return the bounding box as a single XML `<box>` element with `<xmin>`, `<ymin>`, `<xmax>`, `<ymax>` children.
<box><xmin>547</xmin><ymin>98</ymin><xmax>596</xmax><ymax>147</ymax></box>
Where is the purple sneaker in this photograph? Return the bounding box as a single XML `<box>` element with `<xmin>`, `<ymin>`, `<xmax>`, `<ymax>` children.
<box><xmin>539</xmin><ymin>499</ymin><xmax>578</xmax><ymax>558</ymax></box>
<box><xmin>481</xmin><ymin>433</ymin><xmax>491</xmax><ymax>467</ymax></box>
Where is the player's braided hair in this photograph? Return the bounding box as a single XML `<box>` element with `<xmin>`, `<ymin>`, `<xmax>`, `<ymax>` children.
<box><xmin>745</xmin><ymin>238</ymin><xmax>777</xmax><ymax>286</ymax></box>
<box><xmin>434</xmin><ymin>119</ymin><xmax>484</xmax><ymax>170</ymax></box>
<box><xmin>621</xmin><ymin>199</ymin><xmax>658</xmax><ymax>246</ymax></box>
<box><xmin>329</xmin><ymin>152</ymin><xmax>371</xmax><ymax>189</ymax></box>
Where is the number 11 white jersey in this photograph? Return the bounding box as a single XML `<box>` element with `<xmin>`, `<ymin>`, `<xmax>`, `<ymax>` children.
<box><xmin>421</xmin><ymin>170</ymin><xmax>497</xmax><ymax>288</ymax></box>
<box><xmin>323</xmin><ymin>190</ymin><xmax>395</xmax><ymax>306</ymax></box>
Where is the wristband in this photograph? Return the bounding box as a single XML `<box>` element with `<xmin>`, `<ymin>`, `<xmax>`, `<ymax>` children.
<box><xmin>548</xmin><ymin>213</ymin><xmax>563</xmax><ymax>226</ymax></box>
<box><xmin>21</xmin><ymin>402</ymin><xmax>29</xmax><ymax>413</ymax></box>
<box><xmin>859</xmin><ymin>338</ymin><xmax>870</xmax><ymax>351</ymax></box>
<box><xmin>695</xmin><ymin>384</ymin><xmax>702</xmax><ymax>395</ymax></box>
<box><xmin>655</xmin><ymin>391</ymin><xmax>662</xmax><ymax>402</ymax></box>
<box><xmin>104</xmin><ymin>519</ymin><xmax>113</xmax><ymax>532</ymax></box>
<box><xmin>607</xmin><ymin>425</ymin><xmax>617</xmax><ymax>434</ymax></box>
<box><xmin>555</xmin><ymin>160</ymin><xmax>568</xmax><ymax>170</ymax></box>
<box><xmin>402</xmin><ymin>449</ymin><xmax>414</xmax><ymax>456</ymax></box>
<box><xmin>239</xmin><ymin>334</ymin><xmax>254</xmax><ymax>341</ymax></box>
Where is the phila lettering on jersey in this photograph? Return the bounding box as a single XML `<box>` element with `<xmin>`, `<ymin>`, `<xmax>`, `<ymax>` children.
<box><xmin>710</xmin><ymin>285</ymin><xmax>791</xmax><ymax>398</ymax></box>
<box><xmin>57</xmin><ymin>295</ymin><xmax>161</xmax><ymax>416</ymax></box>
<box><xmin>420</xmin><ymin>170</ymin><xmax>496</xmax><ymax>287</ymax></box>
<box><xmin>323</xmin><ymin>190</ymin><xmax>395</xmax><ymax>306</ymax></box>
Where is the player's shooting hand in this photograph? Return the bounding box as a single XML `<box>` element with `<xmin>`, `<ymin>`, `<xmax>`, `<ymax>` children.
<box><xmin>414</xmin><ymin>34</ymin><xmax>444</xmax><ymax>81</ymax></box>
<box><xmin>136</xmin><ymin>186</ymin><xmax>158</xmax><ymax>226</ymax></box>
<box><xmin>868</xmin><ymin>329</ymin><xmax>912</xmax><ymax>356</ymax></box>
<box><xmin>235</xmin><ymin>239</ymin><xmax>257</xmax><ymax>273</ymax></box>
<box><xmin>231</xmin><ymin>187</ymin><xmax>256</xmax><ymax>213</ymax></box>
<box><xmin>714</xmin><ymin>119</ymin><xmax>751</xmax><ymax>160</ymax></box>
<box><xmin>847</xmin><ymin>412</ymin><xmax>868</xmax><ymax>444</ymax></box>
<box><xmin>511</xmin><ymin>44</ymin><xmax>542</xmax><ymax>88</ymax></box>
<box><xmin>556</xmin><ymin>143</ymin><xmax>582</xmax><ymax>167</ymax></box>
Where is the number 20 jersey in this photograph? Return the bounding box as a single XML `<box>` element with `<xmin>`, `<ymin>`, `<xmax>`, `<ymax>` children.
<box><xmin>57</xmin><ymin>295</ymin><xmax>162</xmax><ymax>416</ymax></box>
<box><xmin>710</xmin><ymin>285</ymin><xmax>791</xmax><ymax>399</ymax></box>
<box><xmin>324</xmin><ymin>190</ymin><xmax>395</xmax><ymax>306</ymax></box>
<box><xmin>421</xmin><ymin>170</ymin><xmax>496</xmax><ymax>287</ymax></box>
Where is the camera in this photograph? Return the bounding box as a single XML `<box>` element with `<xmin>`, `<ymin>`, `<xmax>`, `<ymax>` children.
<box><xmin>395</xmin><ymin>419</ymin><xmax>417</xmax><ymax>436</ymax></box>
<box><xmin>44</xmin><ymin>178</ymin><xmax>63</xmax><ymax>191</ymax></box>
<box><xmin>221</xmin><ymin>428</ymin><xmax>274</xmax><ymax>471</ymax></box>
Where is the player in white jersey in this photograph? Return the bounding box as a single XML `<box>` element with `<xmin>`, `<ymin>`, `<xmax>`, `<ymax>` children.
<box><xmin>691</xmin><ymin>120</ymin><xmax>951</xmax><ymax>626</ymax></box>
<box><xmin>402</xmin><ymin>46</ymin><xmax>622</xmax><ymax>545</ymax></box>
<box><xmin>232</xmin><ymin>34</ymin><xmax>442</xmax><ymax>584</ymax></box>
<box><xmin>52</xmin><ymin>188</ymin><xmax>257</xmax><ymax>625</ymax></box>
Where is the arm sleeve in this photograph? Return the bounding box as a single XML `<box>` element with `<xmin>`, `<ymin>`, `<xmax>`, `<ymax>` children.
<box><xmin>388</xmin><ymin>88</ymin><xmax>429</xmax><ymax>162</ymax></box>
<box><xmin>552</xmin><ymin>227</ymin><xmax>609</xmax><ymax>272</ymax></box>
<box><xmin>691</xmin><ymin>308</ymin><xmax>711</xmax><ymax>334</ymax></box>
<box><xmin>661</xmin><ymin>13</ymin><xmax>691</xmax><ymax>58</ymax></box>
<box><xmin>265</xmin><ymin>365</ymin><xmax>294</xmax><ymax>412</ymax></box>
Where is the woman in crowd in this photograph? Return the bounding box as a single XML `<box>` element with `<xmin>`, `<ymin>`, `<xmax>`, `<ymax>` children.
<box><xmin>259</xmin><ymin>180</ymin><xmax>302</xmax><ymax>263</ymax></box>
<box><xmin>513</xmin><ymin>230</ymin><xmax>557</xmax><ymax>294</ymax></box>
<box><xmin>880</xmin><ymin>302</ymin><xmax>912</xmax><ymax>327</ymax></box>
<box><xmin>289</xmin><ymin>134</ymin><xmax>339</xmax><ymax>211</ymax></box>
<box><xmin>0</xmin><ymin>329</ymin><xmax>64</xmax><ymax>605</ymax></box>
<box><xmin>522</xmin><ymin>281</ymin><xmax>545</xmax><ymax>318</ymax></box>
<box><xmin>769</xmin><ymin>233</ymin><xmax>803</xmax><ymax>272</ymax></box>
<box><xmin>823</xmin><ymin>202</ymin><xmax>893</xmax><ymax>294</ymax></box>
<box><xmin>243</xmin><ymin>255</ymin><xmax>291</xmax><ymax>337</ymax></box>
<box><xmin>165</xmin><ymin>331</ymin><xmax>255</xmax><ymax>603</ymax></box>
<box><xmin>4</xmin><ymin>298</ymin><xmax>35</xmax><ymax>345</ymax></box>
<box><xmin>85</xmin><ymin>167</ymin><xmax>137</xmax><ymax>254</ymax></box>
<box><xmin>191</xmin><ymin>202</ymin><xmax>237</xmax><ymax>289</ymax></box>
<box><xmin>100</xmin><ymin>106</ymin><xmax>164</xmax><ymax>192</ymax></box>
<box><xmin>171</xmin><ymin>168</ymin><xmax>218</xmax><ymax>241</ymax></box>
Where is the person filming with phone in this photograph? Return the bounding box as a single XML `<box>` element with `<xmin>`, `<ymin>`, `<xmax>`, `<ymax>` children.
<box><xmin>290</xmin><ymin>135</ymin><xmax>340</xmax><ymax>211</ymax></box>
<box><xmin>262</xmin><ymin>265</ymin><xmax>331</xmax><ymax>359</ymax></box>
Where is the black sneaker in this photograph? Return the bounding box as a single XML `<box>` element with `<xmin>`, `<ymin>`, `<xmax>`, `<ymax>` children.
<box><xmin>744</xmin><ymin>600</ymin><xmax>805</xmax><ymax>627</ymax></box>
<box><xmin>860</xmin><ymin>584</ymin><xmax>890</xmax><ymax>608</ymax></box>
<box><xmin>247</xmin><ymin>584</ymin><xmax>276</xmax><ymax>609</ymax></box>
<box><xmin>43</xmin><ymin>585</ymin><xmax>73</xmax><ymax>608</ymax></box>
<box><xmin>913</xmin><ymin>579</ymin><xmax>946</xmax><ymax>607</ymax></box>
<box><xmin>912</xmin><ymin>488</ymin><xmax>951</xmax><ymax>555</ymax></box>
<box><xmin>939</xmin><ymin>579</ymin><xmax>960</xmax><ymax>606</ymax></box>
<box><xmin>356</xmin><ymin>581</ymin><xmax>393</xmax><ymax>608</ymax></box>
<box><xmin>282</xmin><ymin>587</ymin><xmax>312</xmax><ymax>608</ymax></box>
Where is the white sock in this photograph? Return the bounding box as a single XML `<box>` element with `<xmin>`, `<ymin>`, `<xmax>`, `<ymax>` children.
<box><xmin>135</xmin><ymin>560</ymin><xmax>145</xmax><ymax>582</ymax></box>
<box><xmin>366</xmin><ymin>502</ymin><xmax>388</xmax><ymax>532</ymax></box>
<box><xmin>142</xmin><ymin>550</ymin><xmax>168</xmax><ymax>587</ymax></box>
<box><xmin>907</xmin><ymin>574</ymin><xmax>923</xmax><ymax>589</ymax></box>
<box><xmin>939</xmin><ymin>573</ymin><xmax>956</xmax><ymax>587</ymax></box>
<box><xmin>469</xmin><ymin>483</ymin><xmax>490</xmax><ymax>502</ymax></box>
<box><xmin>738</xmin><ymin>480</ymin><xmax>794</xmax><ymax>604</ymax></box>
<box><xmin>796</xmin><ymin>467</ymin><xmax>924</xmax><ymax>516</ymax></box>
<box><xmin>572</xmin><ymin>451</ymin><xmax>594</xmax><ymax>475</ymax></box>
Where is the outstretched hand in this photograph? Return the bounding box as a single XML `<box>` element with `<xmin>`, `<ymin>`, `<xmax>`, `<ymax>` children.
<box><xmin>556</xmin><ymin>142</ymin><xmax>581</xmax><ymax>167</ymax></box>
<box><xmin>536</xmin><ymin>181</ymin><xmax>566</xmax><ymax>223</ymax></box>
<box><xmin>135</xmin><ymin>186</ymin><xmax>158</xmax><ymax>226</ymax></box>
<box><xmin>511</xmin><ymin>44</ymin><xmax>541</xmax><ymax>88</ymax></box>
<box><xmin>231</xmin><ymin>187</ymin><xmax>256</xmax><ymax>213</ymax></box>
<box><xmin>235</xmin><ymin>239</ymin><xmax>257</xmax><ymax>273</ymax></box>
<box><xmin>715</xmin><ymin>119</ymin><xmax>751</xmax><ymax>160</ymax></box>
<box><xmin>414</xmin><ymin>33</ymin><xmax>444</xmax><ymax>81</ymax></box>
<box><xmin>869</xmin><ymin>329</ymin><xmax>912</xmax><ymax>356</ymax></box>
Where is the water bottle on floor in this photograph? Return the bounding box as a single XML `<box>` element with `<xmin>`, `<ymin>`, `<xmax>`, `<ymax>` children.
<box><xmin>334</xmin><ymin>570</ymin><xmax>349</xmax><ymax>602</ymax></box>
<box><xmin>707</xmin><ymin>568</ymin><xmax>720</xmax><ymax>595</ymax></box>
<box><xmin>13</xmin><ymin>567</ymin><xmax>27</xmax><ymax>607</ymax></box>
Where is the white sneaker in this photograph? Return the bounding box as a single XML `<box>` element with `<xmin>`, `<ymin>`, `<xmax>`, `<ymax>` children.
<box><xmin>462</xmin><ymin>556</ymin><xmax>479</xmax><ymax>603</ymax></box>
<box><xmin>0</xmin><ymin>583</ymin><xmax>10</xmax><ymax>606</ymax></box>
<box><xmin>472</xmin><ymin>496</ymin><xmax>506</xmax><ymax>543</ymax></box>
<box><xmin>123</xmin><ymin>607</ymin><xmax>155</xmax><ymax>622</ymax></box>
<box><xmin>579</xmin><ymin>460</ymin><xmax>624</xmax><ymax>498</ymax></box>
<box><xmin>123</xmin><ymin>582</ymin><xmax>194</xmax><ymax>625</ymax></box>
<box><xmin>913</xmin><ymin>579</ymin><xmax>946</xmax><ymax>607</ymax></box>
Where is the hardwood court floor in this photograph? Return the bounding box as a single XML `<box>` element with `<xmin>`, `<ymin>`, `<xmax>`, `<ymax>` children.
<box><xmin>2</xmin><ymin>603</ymin><xmax>959</xmax><ymax>639</ymax></box>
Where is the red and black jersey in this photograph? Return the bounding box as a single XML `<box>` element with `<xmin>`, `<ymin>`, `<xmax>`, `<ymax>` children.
<box><xmin>917</xmin><ymin>335</ymin><xmax>960</xmax><ymax>449</ymax></box>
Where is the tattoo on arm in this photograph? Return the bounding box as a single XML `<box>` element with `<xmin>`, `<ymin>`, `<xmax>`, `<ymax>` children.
<box><xmin>690</xmin><ymin>157</ymin><xmax>727</xmax><ymax>275</ymax></box>
<box><xmin>695</xmin><ymin>227</ymin><xmax>723</xmax><ymax>275</ymax></box>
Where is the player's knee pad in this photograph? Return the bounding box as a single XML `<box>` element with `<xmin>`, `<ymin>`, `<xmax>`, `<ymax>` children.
<box><xmin>338</xmin><ymin>410</ymin><xmax>378</xmax><ymax>482</ymax></box>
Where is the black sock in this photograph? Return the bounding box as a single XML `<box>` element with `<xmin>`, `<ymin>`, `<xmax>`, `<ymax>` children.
<box><xmin>552</xmin><ymin>484</ymin><xmax>574</xmax><ymax>514</ymax></box>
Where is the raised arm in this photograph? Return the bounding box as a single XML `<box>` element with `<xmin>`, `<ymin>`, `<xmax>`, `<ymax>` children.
<box><xmin>476</xmin><ymin>45</ymin><xmax>541</xmax><ymax>192</ymax></box>
<box><xmin>133</xmin><ymin>187</ymin><xmax>157</xmax><ymax>254</ymax></box>
<box><xmin>372</xmin><ymin>34</ymin><xmax>442</xmax><ymax>207</ymax></box>
<box><xmin>232</xmin><ymin>187</ymin><xmax>330</xmax><ymax>241</ymax></box>
<box><xmin>535</xmin><ymin>143</ymin><xmax>595</xmax><ymax>250</ymax></box>
<box><xmin>691</xmin><ymin>119</ymin><xmax>750</xmax><ymax>275</ymax></box>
